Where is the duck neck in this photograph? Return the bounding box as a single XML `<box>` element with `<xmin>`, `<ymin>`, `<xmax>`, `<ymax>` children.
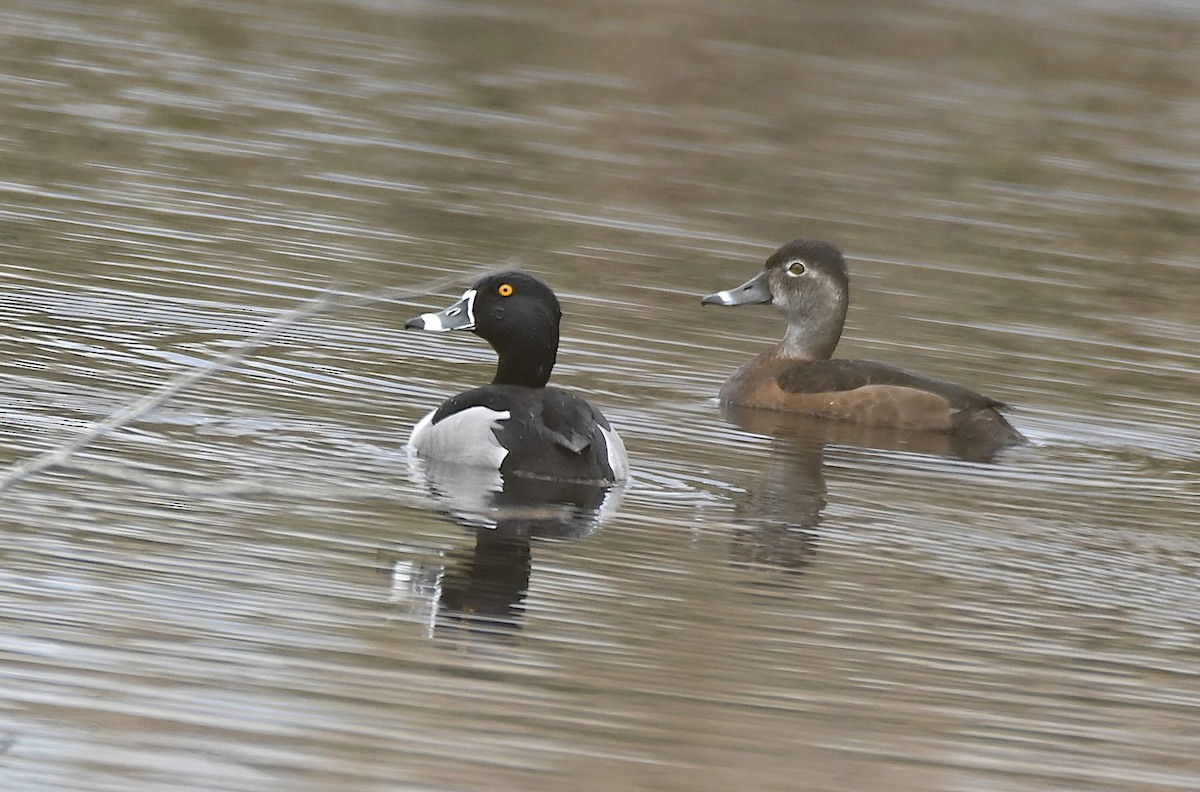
<box><xmin>778</xmin><ymin>304</ymin><xmax>845</xmax><ymax>361</ymax></box>
<box><xmin>491</xmin><ymin>339</ymin><xmax>557</xmax><ymax>389</ymax></box>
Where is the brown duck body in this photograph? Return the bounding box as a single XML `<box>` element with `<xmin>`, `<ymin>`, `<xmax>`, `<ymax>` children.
<box><xmin>703</xmin><ymin>239</ymin><xmax>1025</xmax><ymax>446</ymax></box>
<box><xmin>719</xmin><ymin>351</ymin><xmax>1021</xmax><ymax>439</ymax></box>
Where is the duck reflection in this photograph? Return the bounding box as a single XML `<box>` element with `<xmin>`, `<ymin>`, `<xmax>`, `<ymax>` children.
<box><xmin>387</xmin><ymin>460</ymin><xmax>621</xmax><ymax>638</ymax></box>
<box><xmin>723</xmin><ymin>407</ymin><xmax>826</xmax><ymax>573</ymax></box>
<box><xmin>721</xmin><ymin>402</ymin><xmax>1017</xmax><ymax>573</ymax></box>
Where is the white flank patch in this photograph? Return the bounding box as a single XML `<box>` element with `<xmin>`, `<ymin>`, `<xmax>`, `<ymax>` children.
<box><xmin>600</xmin><ymin>425</ymin><xmax>630</xmax><ymax>481</ymax></box>
<box><xmin>408</xmin><ymin>405</ymin><xmax>510</xmax><ymax>469</ymax></box>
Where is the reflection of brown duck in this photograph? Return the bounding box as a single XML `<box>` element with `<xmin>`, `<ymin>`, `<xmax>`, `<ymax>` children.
<box><xmin>720</xmin><ymin>393</ymin><xmax>1024</xmax><ymax>573</ymax></box>
<box><xmin>724</xmin><ymin>423</ymin><xmax>824</xmax><ymax>573</ymax></box>
<box><xmin>723</xmin><ymin>402</ymin><xmax>1014</xmax><ymax>463</ymax></box>
<box><xmin>702</xmin><ymin>239</ymin><xmax>1025</xmax><ymax>451</ymax></box>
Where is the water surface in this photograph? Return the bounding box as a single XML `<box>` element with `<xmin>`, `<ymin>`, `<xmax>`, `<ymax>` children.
<box><xmin>2</xmin><ymin>1</ymin><xmax>1199</xmax><ymax>790</ymax></box>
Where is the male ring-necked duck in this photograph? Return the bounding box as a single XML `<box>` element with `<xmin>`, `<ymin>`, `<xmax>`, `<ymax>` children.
<box><xmin>701</xmin><ymin>239</ymin><xmax>1026</xmax><ymax>445</ymax></box>
<box><xmin>405</xmin><ymin>271</ymin><xmax>628</xmax><ymax>483</ymax></box>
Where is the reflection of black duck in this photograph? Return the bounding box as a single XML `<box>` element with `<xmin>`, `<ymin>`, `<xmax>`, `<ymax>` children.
<box><xmin>391</xmin><ymin>461</ymin><xmax>622</xmax><ymax>636</ymax></box>
<box><xmin>435</xmin><ymin>528</ymin><xmax>532</xmax><ymax>631</ymax></box>
<box><xmin>702</xmin><ymin>239</ymin><xmax>1025</xmax><ymax>452</ymax></box>
<box><xmin>415</xmin><ymin>460</ymin><xmax>617</xmax><ymax>539</ymax></box>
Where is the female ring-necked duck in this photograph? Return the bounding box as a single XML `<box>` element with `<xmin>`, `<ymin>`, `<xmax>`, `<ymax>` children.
<box><xmin>405</xmin><ymin>271</ymin><xmax>628</xmax><ymax>483</ymax></box>
<box><xmin>701</xmin><ymin>239</ymin><xmax>1025</xmax><ymax>445</ymax></box>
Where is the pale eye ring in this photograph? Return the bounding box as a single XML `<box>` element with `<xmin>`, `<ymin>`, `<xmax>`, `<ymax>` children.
<box><xmin>786</xmin><ymin>261</ymin><xmax>806</xmax><ymax>277</ymax></box>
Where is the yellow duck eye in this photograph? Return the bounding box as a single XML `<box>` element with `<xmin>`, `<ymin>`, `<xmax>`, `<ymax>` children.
<box><xmin>786</xmin><ymin>261</ymin><xmax>806</xmax><ymax>277</ymax></box>
<box><xmin>498</xmin><ymin>283</ymin><xmax>514</xmax><ymax>297</ymax></box>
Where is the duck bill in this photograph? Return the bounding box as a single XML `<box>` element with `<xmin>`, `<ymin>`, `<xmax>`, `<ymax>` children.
<box><xmin>405</xmin><ymin>289</ymin><xmax>477</xmax><ymax>332</ymax></box>
<box><xmin>701</xmin><ymin>270</ymin><xmax>772</xmax><ymax>307</ymax></box>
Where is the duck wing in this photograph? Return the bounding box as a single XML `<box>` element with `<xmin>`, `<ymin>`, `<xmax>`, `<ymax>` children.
<box><xmin>420</xmin><ymin>385</ymin><xmax>625</xmax><ymax>481</ymax></box>
<box><xmin>440</xmin><ymin>386</ymin><xmax>615</xmax><ymax>480</ymax></box>
<box><xmin>527</xmin><ymin>386</ymin><xmax>619</xmax><ymax>455</ymax></box>
<box><xmin>775</xmin><ymin>359</ymin><xmax>1008</xmax><ymax>412</ymax></box>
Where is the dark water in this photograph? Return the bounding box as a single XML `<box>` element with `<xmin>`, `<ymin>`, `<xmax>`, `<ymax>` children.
<box><xmin>2</xmin><ymin>1</ymin><xmax>1199</xmax><ymax>790</ymax></box>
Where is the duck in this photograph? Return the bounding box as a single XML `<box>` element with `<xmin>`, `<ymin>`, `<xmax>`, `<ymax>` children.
<box><xmin>701</xmin><ymin>238</ymin><xmax>1025</xmax><ymax>445</ymax></box>
<box><xmin>405</xmin><ymin>270</ymin><xmax>628</xmax><ymax>483</ymax></box>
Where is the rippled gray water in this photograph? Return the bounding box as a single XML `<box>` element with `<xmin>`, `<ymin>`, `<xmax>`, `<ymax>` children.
<box><xmin>2</xmin><ymin>1</ymin><xmax>1199</xmax><ymax>790</ymax></box>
